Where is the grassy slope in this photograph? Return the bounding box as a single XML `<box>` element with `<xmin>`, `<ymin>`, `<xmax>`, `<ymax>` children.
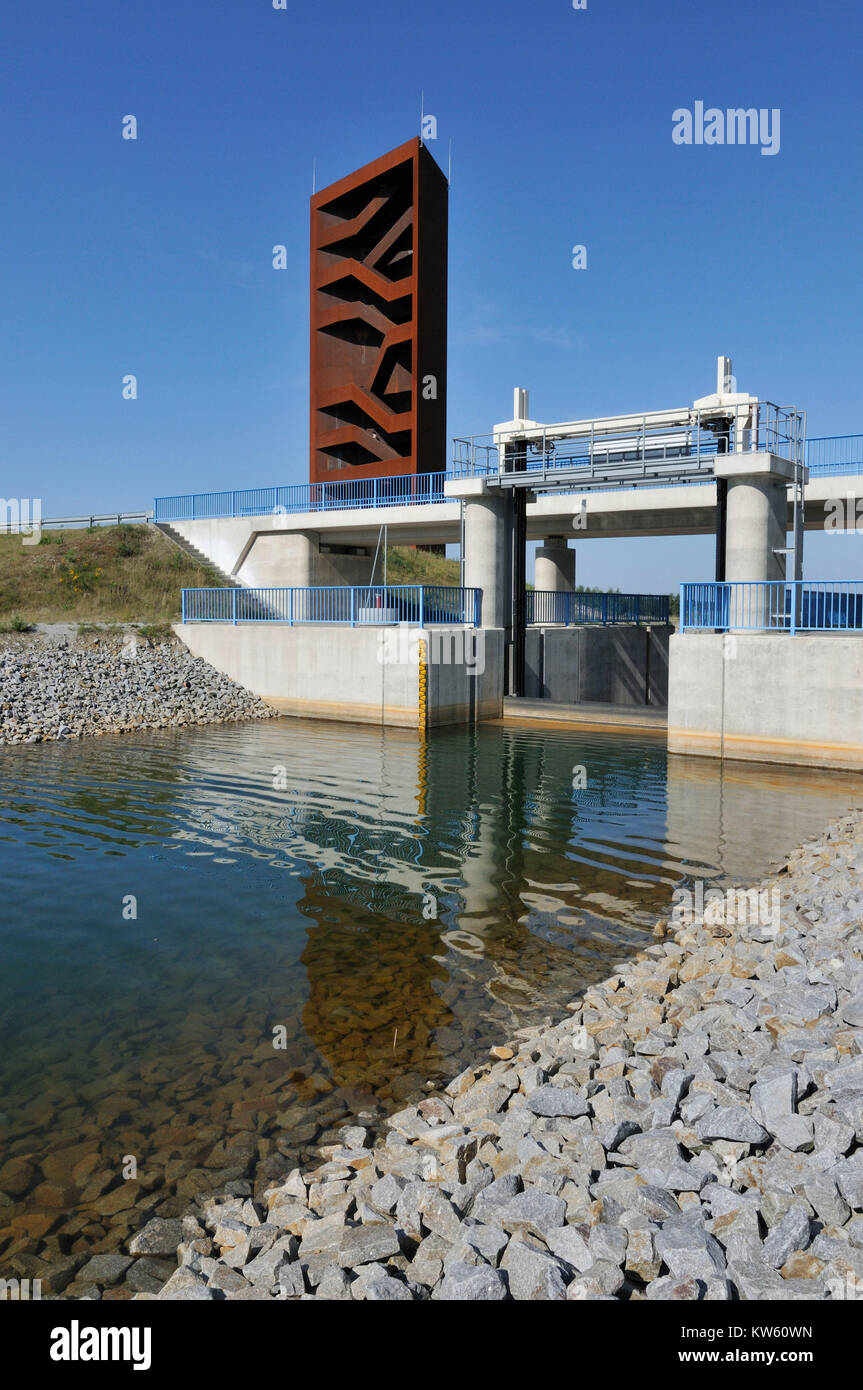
<box><xmin>0</xmin><ymin>525</ymin><xmax>227</xmax><ymax>624</ymax></box>
<box><xmin>384</xmin><ymin>546</ymin><xmax>460</xmax><ymax>585</ymax></box>
<box><xmin>0</xmin><ymin>529</ymin><xmax>460</xmax><ymax>625</ymax></box>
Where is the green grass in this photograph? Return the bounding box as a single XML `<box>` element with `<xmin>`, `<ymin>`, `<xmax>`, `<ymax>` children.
<box><xmin>0</xmin><ymin>525</ymin><xmax>228</xmax><ymax>624</ymax></box>
<box><xmin>383</xmin><ymin>546</ymin><xmax>460</xmax><ymax>586</ymax></box>
<box><xmin>0</xmin><ymin>529</ymin><xmax>465</xmax><ymax>626</ymax></box>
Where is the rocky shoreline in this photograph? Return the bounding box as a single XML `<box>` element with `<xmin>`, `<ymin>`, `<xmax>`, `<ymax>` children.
<box><xmin>113</xmin><ymin>806</ymin><xmax>863</xmax><ymax>1302</ymax></box>
<box><xmin>0</xmin><ymin>628</ymin><xmax>277</xmax><ymax>744</ymax></box>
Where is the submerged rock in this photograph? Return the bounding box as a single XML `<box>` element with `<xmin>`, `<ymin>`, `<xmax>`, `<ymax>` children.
<box><xmin>52</xmin><ymin>806</ymin><xmax>863</xmax><ymax>1302</ymax></box>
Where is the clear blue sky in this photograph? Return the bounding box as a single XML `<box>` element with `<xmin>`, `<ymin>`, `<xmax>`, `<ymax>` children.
<box><xmin>2</xmin><ymin>0</ymin><xmax>862</xmax><ymax>586</ymax></box>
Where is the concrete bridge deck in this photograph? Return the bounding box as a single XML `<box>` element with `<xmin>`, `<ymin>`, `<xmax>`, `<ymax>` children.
<box><xmin>158</xmin><ymin>474</ymin><xmax>861</xmax><ymax>590</ymax></box>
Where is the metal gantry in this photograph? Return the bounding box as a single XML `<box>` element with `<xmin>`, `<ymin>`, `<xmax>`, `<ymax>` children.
<box><xmin>453</xmin><ymin>401</ymin><xmax>806</xmax><ymax>494</ymax></box>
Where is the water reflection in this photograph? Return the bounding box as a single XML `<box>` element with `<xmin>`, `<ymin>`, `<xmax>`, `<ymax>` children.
<box><xmin>0</xmin><ymin>719</ymin><xmax>859</xmax><ymax>1278</ymax></box>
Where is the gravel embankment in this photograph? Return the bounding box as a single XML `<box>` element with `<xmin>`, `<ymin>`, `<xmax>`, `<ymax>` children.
<box><xmin>0</xmin><ymin>630</ymin><xmax>277</xmax><ymax>743</ymax></box>
<box><xmin>116</xmin><ymin>807</ymin><xmax>863</xmax><ymax>1302</ymax></box>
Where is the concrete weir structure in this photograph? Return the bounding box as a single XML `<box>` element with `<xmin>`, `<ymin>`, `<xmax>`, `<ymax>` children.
<box><xmin>164</xmin><ymin>348</ymin><xmax>863</xmax><ymax>766</ymax></box>
<box><xmin>668</xmin><ymin>447</ymin><xmax>863</xmax><ymax>770</ymax></box>
<box><xmin>667</xmin><ymin>412</ymin><xmax>863</xmax><ymax>769</ymax></box>
<box><xmin>668</xmin><ymin>632</ymin><xmax>863</xmax><ymax>771</ymax></box>
<box><xmin>178</xmin><ymin>621</ymin><xmax>504</xmax><ymax>729</ymax></box>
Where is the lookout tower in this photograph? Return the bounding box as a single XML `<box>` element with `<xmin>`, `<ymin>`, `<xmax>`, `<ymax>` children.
<box><xmin>309</xmin><ymin>138</ymin><xmax>448</xmax><ymax>486</ymax></box>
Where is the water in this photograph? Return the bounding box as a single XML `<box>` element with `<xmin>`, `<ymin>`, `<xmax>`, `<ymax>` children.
<box><xmin>0</xmin><ymin>718</ymin><xmax>859</xmax><ymax>1274</ymax></box>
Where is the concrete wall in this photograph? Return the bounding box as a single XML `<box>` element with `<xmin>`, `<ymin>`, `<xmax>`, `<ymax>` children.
<box><xmin>245</xmin><ymin>533</ymin><xmax>373</xmax><ymax>588</ymax></box>
<box><xmin>169</xmin><ymin>519</ymin><xmax>374</xmax><ymax>588</ymax></box>
<box><xmin>525</xmin><ymin>626</ymin><xmax>672</xmax><ymax>706</ymax></box>
<box><xmin>668</xmin><ymin>632</ymin><xmax>863</xmax><ymax>770</ymax></box>
<box><xmin>425</xmin><ymin>629</ymin><xmax>505</xmax><ymax>725</ymax></box>
<box><xmin>175</xmin><ymin>623</ymin><xmax>504</xmax><ymax>729</ymax></box>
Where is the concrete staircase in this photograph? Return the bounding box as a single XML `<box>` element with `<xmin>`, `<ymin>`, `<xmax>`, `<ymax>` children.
<box><xmin>154</xmin><ymin>521</ymin><xmax>237</xmax><ymax>588</ymax></box>
<box><xmin>156</xmin><ymin>521</ymin><xmax>286</xmax><ymax>622</ymax></box>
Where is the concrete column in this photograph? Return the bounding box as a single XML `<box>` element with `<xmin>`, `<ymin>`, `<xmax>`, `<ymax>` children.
<box><xmin>714</xmin><ymin>453</ymin><xmax>799</xmax><ymax>629</ymax></box>
<box><xmin>464</xmin><ymin>495</ymin><xmax>509</xmax><ymax>628</ymax></box>
<box><xmin>445</xmin><ymin>479</ymin><xmax>510</xmax><ymax>629</ymax></box>
<box><xmin>234</xmin><ymin>530</ymin><xmax>318</xmax><ymax>588</ymax></box>
<box><xmin>724</xmin><ymin>480</ymin><xmax>786</xmax><ymax>584</ymax></box>
<box><xmin>535</xmin><ymin>535</ymin><xmax>575</xmax><ymax>592</ymax></box>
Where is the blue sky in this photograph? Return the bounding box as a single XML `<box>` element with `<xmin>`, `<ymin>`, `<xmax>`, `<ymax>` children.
<box><xmin>2</xmin><ymin>0</ymin><xmax>862</xmax><ymax>587</ymax></box>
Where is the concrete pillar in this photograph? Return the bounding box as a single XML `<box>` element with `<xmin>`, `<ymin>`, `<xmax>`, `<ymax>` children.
<box><xmin>464</xmin><ymin>494</ymin><xmax>509</xmax><ymax>628</ymax></box>
<box><xmin>445</xmin><ymin>478</ymin><xmax>510</xmax><ymax>629</ymax></box>
<box><xmin>724</xmin><ymin>480</ymin><xmax>786</xmax><ymax>584</ymax></box>
<box><xmin>238</xmin><ymin>531</ymin><xmax>376</xmax><ymax>588</ymax></box>
<box><xmin>714</xmin><ymin>453</ymin><xmax>799</xmax><ymax>629</ymax></box>
<box><xmin>535</xmin><ymin>535</ymin><xmax>575</xmax><ymax>592</ymax></box>
<box><xmin>235</xmin><ymin>530</ymin><xmax>317</xmax><ymax>588</ymax></box>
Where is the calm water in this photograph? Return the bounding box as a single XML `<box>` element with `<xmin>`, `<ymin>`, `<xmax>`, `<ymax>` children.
<box><xmin>0</xmin><ymin>718</ymin><xmax>860</xmax><ymax>1277</ymax></box>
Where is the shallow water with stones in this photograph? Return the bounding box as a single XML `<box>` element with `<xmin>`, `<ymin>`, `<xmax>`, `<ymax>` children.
<box><xmin>0</xmin><ymin>717</ymin><xmax>859</xmax><ymax>1290</ymax></box>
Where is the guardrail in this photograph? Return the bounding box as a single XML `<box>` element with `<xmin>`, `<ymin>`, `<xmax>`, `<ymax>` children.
<box><xmin>807</xmin><ymin>436</ymin><xmax>863</xmax><ymax>476</ymax></box>
<box><xmin>0</xmin><ymin>511</ymin><xmax>153</xmax><ymax>534</ymax></box>
<box><xmin>680</xmin><ymin>581</ymin><xmax>863</xmax><ymax>633</ymax></box>
<box><xmin>527</xmin><ymin>591</ymin><xmax>670</xmax><ymax>626</ymax></box>
<box><xmin>450</xmin><ymin>441</ymin><xmax>500</xmax><ymax>477</ymax></box>
<box><xmin>182</xmin><ymin>584</ymin><xmax>481</xmax><ymax>627</ymax></box>
<box><xmin>157</xmin><ymin>474</ymin><xmax>448</xmax><ymax>523</ymax></box>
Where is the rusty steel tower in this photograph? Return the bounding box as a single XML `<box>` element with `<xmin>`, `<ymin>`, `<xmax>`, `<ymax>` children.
<box><xmin>309</xmin><ymin>138</ymin><xmax>448</xmax><ymax>486</ymax></box>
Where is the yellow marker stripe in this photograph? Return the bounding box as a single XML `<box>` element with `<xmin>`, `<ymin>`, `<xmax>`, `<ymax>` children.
<box><xmin>417</xmin><ymin>637</ymin><xmax>428</xmax><ymax>735</ymax></box>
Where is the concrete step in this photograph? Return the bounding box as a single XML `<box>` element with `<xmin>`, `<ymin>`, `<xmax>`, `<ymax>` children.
<box><xmin>154</xmin><ymin>522</ymin><xmax>236</xmax><ymax>587</ymax></box>
<box><xmin>502</xmin><ymin>698</ymin><xmax>667</xmax><ymax>734</ymax></box>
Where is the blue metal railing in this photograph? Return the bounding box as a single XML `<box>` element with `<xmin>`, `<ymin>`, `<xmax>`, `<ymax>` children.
<box><xmin>158</xmin><ymin>433</ymin><xmax>863</xmax><ymax>526</ymax></box>
<box><xmin>680</xmin><ymin>581</ymin><xmax>863</xmax><ymax>633</ymax></box>
<box><xmin>182</xmin><ymin>584</ymin><xmax>481</xmax><ymax>627</ymax></box>
<box><xmin>527</xmin><ymin>590</ymin><xmax>670</xmax><ymax>626</ymax></box>
<box><xmin>807</xmin><ymin>436</ymin><xmax>863</xmax><ymax>476</ymax></box>
<box><xmin>157</xmin><ymin>473</ymin><xmax>448</xmax><ymax>522</ymax></box>
<box><xmin>679</xmin><ymin>583</ymin><xmax>731</xmax><ymax>632</ymax></box>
